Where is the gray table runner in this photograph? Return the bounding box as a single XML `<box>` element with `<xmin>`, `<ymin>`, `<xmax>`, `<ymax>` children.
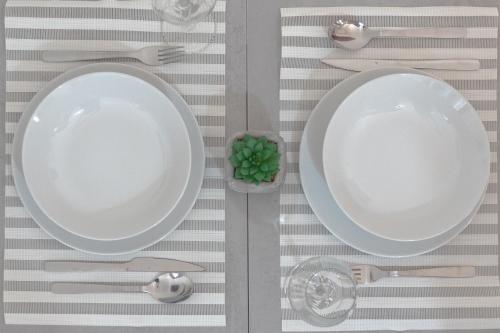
<box><xmin>3</xmin><ymin>0</ymin><xmax>226</xmax><ymax>327</ymax></box>
<box><xmin>279</xmin><ymin>6</ymin><xmax>500</xmax><ymax>331</ymax></box>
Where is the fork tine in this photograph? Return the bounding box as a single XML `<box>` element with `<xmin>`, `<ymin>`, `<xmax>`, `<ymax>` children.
<box><xmin>159</xmin><ymin>50</ymin><xmax>185</xmax><ymax>58</ymax></box>
<box><xmin>350</xmin><ymin>264</ymin><xmax>368</xmax><ymax>284</ymax></box>
<box><xmin>158</xmin><ymin>46</ymin><xmax>184</xmax><ymax>55</ymax></box>
<box><xmin>158</xmin><ymin>45</ymin><xmax>184</xmax><ymax>50</ymax></box>
<box><xmin>158</xmin><ymin>51</ymin><xmax>185</xmax><ymax>59</ymax></box>
<box><xmin>159</xmin><ymin>54</ymin><xmax>185</xmax><ymax>65</ymax></box>
<box><xmin>159</xmin><ymin>53</ymin><xmax>185</xmax><ymax>62</ymax></box>
<box><xmin>159</xmin><ymin>56</ymin><xmax>185</xmax><ymax>64</ymax></box>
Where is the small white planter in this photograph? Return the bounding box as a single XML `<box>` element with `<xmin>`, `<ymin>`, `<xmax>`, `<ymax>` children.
<box><xmin>225</xmin><ymin>130</ymin><xmax>286</xmax><ymax>193</ymax></box>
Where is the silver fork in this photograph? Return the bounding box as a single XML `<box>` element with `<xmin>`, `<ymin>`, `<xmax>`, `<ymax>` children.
<box><xmin>350</xmin><ymin>264</ymin><xmax>476</xmax><ymax>284</ymax></box>
<box><xmin>42</xmin><ymin>45</ymin><xmax>185</xmax><ymax>66</ymax></box>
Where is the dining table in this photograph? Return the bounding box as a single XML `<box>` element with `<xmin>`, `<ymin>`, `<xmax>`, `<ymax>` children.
<box><xmin>0</xmin><ymin>0</ymin><xmax>500</xmax><ymax>332</ymax></box>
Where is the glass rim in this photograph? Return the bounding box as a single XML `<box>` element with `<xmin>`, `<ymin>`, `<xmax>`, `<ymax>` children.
<box><xmin>285</xmin><ymin>256</ymin><xmax>358</xmax><ymax>326</ymax></box>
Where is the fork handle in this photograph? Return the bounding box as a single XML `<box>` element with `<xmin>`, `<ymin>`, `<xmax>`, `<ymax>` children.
<box><xmin>389</xmin><ymin>266</ymin><xmax>475</xmax><ymax>278</ymax></box>
<box><xmin>42</xmin><ymin>50</ymin><xmax>131</xmax><ymax>62</ymax></box>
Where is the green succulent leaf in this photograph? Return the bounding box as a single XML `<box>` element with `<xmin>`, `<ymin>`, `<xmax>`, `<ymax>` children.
<box><xmin>264</xmin><ymin>174</ymin><xmax>273</xmax><ymax>182</ymax></box>
<box><xmin>240</xmin><ymin>168</ymin><xmax>250</xmax><ymax>176</ymax></box>
<box><xmin>254</xmin><ymin>142</ymin><xmax>264</xmax><ymax>152</ymax></box>
<box><xmin>261</xmin><ymin>149</ymin><xmax>272</xmax><ymax>160</ymax></box>
<box><xmin>233</xmin><ymin>140</ymin><xmax>245</xmax><ymax>152</ymax></box>
<box><xmin>244</xmin><ymin>135</ymin><xmax>257</xmax><ymax>149</ymax></box>
<box><xmin>236</xmin><ymin>151</ymin><xmax>245</xmax><ymax>161</ymax></box>
<box><xmin>260</xmin><ymin>163</ymin><xmax>269</xmax><ymax>172</ymax></box>
<box><xmin>254</xmin><ymin>172</ymin><xmax>265</xmax><ymax>182</ymax></box>
<box><xmin>229</xmin><ymin>155</ymin><xmax>240</xmax><ymax>167</ymax></box>
<box><xmin>250</xmin><ymin>166</ymin><xmax>259</xmax><ymax>175</ymax></box>
<box><xmin>234</xmin><ymin>168</ymin><xmax>243</xmax><ymax>179</ymax></box>
<box><xmin>242</xmin><ymin>147</ymin><xmax>252</xmax><ymax>158</ymax></box>
<box><xmin>241</xmin><ymin>160</ymin><xmax>251</xmax><ymax>168</ymax></box>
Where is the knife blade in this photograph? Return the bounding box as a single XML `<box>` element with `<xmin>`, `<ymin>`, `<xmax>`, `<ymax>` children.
<box><xmin>44</xmin><ymin>257</ymin><xmax>205</xmax><ymax>272</ymax></box>
<box><xmin>321</xmin><ymin>58</ymin><xmax>480</xmax><ymax>71</ymax></box>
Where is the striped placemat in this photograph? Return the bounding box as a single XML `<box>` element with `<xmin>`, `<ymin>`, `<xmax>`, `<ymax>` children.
<box><xmin>3</xmin><ymin>0</ymin><xmax>226</xmax><ymax>327</ymax></box>
<box><xmin>279</xmin><ymin>6</ymin><xmax>500</xmax><ymax>331</ymax></box>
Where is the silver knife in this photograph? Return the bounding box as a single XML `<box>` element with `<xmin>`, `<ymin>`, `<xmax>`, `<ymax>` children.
<box><xmin>44</xmin><ymin>257</ymin><xmax>205</xmax><ymax>272</ymax></box>
<box><xmin>321</xmin><ymin>58</ymin><xmax>480</xmax><ymax>71</ymax></box>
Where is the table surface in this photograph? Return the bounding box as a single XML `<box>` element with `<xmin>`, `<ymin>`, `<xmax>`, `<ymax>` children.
<box><xmin>1</xmin><ymin>0</ymin><xmax>499</xmax><ymax>332</ymax></box>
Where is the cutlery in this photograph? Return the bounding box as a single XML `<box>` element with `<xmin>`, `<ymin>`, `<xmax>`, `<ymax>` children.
<box><xmin>51</xmin><ymin>272</ymin><xmax>193</xmax><ymax>303</ymax></box>
<box><xmin>321</xmin><ymin>58</ymin><xmax>480</xmax><ymax>71</ymax></box>
<box><xmin>42</xmin><ymin>45</ymin><xmax>185</xmax><ymax>66</ymax></box>
<box><xmin>329</xmin><ymin>19</ymin><xmax>467</xmax><ymax>50</ymax></box>
<box><xmin>44</xmin><ymin>257</ymin><xmax>205</xmax><ymax>273</ymax></box>
<box><xmin>350</xmin><ymin>264</ymin><xmax>476</xmax><ymax>284</ymax></box>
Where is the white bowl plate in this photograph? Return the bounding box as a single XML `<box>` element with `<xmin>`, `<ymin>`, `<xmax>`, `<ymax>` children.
<box><xmin>322</xmin><ymin>73</ymin><xmax>490</xmax><ymax>241</ymax></box>
<box><xmin>21</xmin><ymin>71</ymin><xmax>191</xmax><ymax>240</ymax></box>
<box><xmin>13</xmin><ymin>64</ymin><xmax>205</xmax><ymax>254</ymax></box>
<box><xmin>300</xmin><ymin>68</ymin><xmax>485</xmax><ymax>257</ymax></box>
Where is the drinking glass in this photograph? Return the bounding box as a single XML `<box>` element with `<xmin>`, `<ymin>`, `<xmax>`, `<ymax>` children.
<box><xmin>152</xmin><ymin>0</ymin><xmax>216</xmax><ymax>27</ymax></box>
<box><xmin>285</xmin><ymin>256</ymin><xmax>357</xmax><ymax>327</ymax></box>
<box><xmin>152</xmin><ymin>0</ymin><xmax>217</xmax><ymax>53</ymax></box>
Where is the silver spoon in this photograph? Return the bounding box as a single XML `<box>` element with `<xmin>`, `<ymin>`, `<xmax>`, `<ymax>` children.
<box><xmin>329</xmin><ymin>19</ymin><xmax>467</xmax><ymax>50</ymax></box>
<box><xmin>51</xmin><ymin>273</ymin><xmax>193</xmax><ymax>303</ymax></box>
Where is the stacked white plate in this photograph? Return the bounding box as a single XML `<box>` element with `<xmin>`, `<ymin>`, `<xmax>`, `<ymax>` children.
<box><xmin>12</xmin><ymin>64</ymin><xmax>205</xmax><ymax>255</ymax></box>
<box><xmin>300</xmin><ymin>68</ymin><xmax>490</xmax><ymax>257</ymax></box>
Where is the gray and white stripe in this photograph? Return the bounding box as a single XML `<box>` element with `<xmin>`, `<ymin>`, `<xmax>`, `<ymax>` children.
<box><xmin>279</xmin><ymin>6</ymin><xmax>500</xmax><ymax>332</ymax></box>
<box><xmin>3</xmin><ymin>0</ymin><xmax>226</xmax><ymax>327</ymax></box>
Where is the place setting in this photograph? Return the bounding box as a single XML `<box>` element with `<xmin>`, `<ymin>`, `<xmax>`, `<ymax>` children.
<box><xmin>4</xmin><ymin>0</ymin><xmax>226</xmax><ymax>327</ymax></box>
<box><xmin>279</xmin><ymin>5</ymin><xmax>499</xmax><ymax>331</ymax></box>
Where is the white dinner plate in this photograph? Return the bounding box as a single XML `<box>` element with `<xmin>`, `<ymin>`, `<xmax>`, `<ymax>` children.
<box><xmin>13</xmin><ymin>63</ymin><xmax>205</xmax><ymax>254</ymax></box>
<box><xmin>300</xmin><ymin>68</ymin><xmax>484</xmax><ymax>257</ymax></box>
<box><xmin>322</xmin><ymin>73</ymin><xmax>490</xmax><ymax>242</ymax></box>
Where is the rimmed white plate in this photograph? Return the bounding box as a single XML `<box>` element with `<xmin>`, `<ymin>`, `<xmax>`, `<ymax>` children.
<box><xmin>322</xmin><ymin>73</ymin><xmax>489</xmax><ymax>242</ymax></box>
<box><xmin>300</xmin><ymin>68</ymin><xmax>484</xmax><ymax>257</ymax></box>
<box><xmin>12</xmin><ymin>63</ymin><xmax>205</xmax><ymax>254</ymax></box>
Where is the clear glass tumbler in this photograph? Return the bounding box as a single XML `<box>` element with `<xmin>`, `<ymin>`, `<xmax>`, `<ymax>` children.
<box><xmin>152</xmin><ymin>0</ymin><xmax>217</xmax><ymax>53</ymax></box>
<box><xmin>152</xmin><ymin>0</ymin><xmax>216</xmax><ymax>27</ymax></box>
<box><xmin>285</xmin><ymin>256</ymin><xmax>357</xmax><ymax>327</ymax></box>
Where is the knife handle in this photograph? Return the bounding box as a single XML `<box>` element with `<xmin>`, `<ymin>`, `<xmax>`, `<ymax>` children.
<box><xmin>45</xmin><ymin>261</ymin><xmax>126</xmax><ymax>272</ymax></box>
<box><xmin>51</xmin><ymin>282</ymin><xmax>143</xmax><ymax>294</ymax></box>
<box><xmin>379</xmin><ymin>28</ymin><xmax>467</xmax><ymax>38</ymax></box>
<box><xmin>393</xmin><ymin>59</ymin><xmax>480</xmax><ymax>71</ymax></box>
<box><xmin>390</xmin><ymin>266</ymin><xmax>476</xmax><ymax>278</ymax></box>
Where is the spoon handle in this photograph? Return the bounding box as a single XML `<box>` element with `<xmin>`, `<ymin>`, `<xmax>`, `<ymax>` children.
<box><xmin>378</xmin><ymin>28</ymin><xmax>467</xmax><ymax>38</ymax></box>
<box><xmin>51</xmin><ymin>282</ymin><xmax>143</xmax><ymax>294</ymax></box>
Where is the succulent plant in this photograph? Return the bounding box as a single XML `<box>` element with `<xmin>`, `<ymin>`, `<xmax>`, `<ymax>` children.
<box><xmin>229</xmin><ymin>134</ymin><xmax>280</xmax><ymax>185</ymax></box>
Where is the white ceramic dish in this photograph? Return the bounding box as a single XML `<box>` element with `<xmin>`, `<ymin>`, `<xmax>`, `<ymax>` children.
<box><xmin>322</xmin><ymin>73</ymin><xmax>490</xmax><ymax>242</ymax></box>
<box><xmin>13</xmin><ymin>63</ymin><xmax>205</xmax><ymax>254</ymax></box>
<box><xmin>300</xmin><ymin>68</ymin><xmax>484</xmax><ymax>257</ymax></box>
<box><xmin>21</xmin><ymin>71</ymin><xmax>191</xmax><ymax>240</ymax></box>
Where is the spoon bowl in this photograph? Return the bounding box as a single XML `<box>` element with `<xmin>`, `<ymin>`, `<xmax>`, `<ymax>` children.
<box><xmin>328</xmin><ymin>19</ymin><xmax>374</xmax><ymax>50</ymax></box>
<box><xmin>143</xmin><ymin>273</ymin><xmax>194</xmax><ymax>303</ymax></box>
